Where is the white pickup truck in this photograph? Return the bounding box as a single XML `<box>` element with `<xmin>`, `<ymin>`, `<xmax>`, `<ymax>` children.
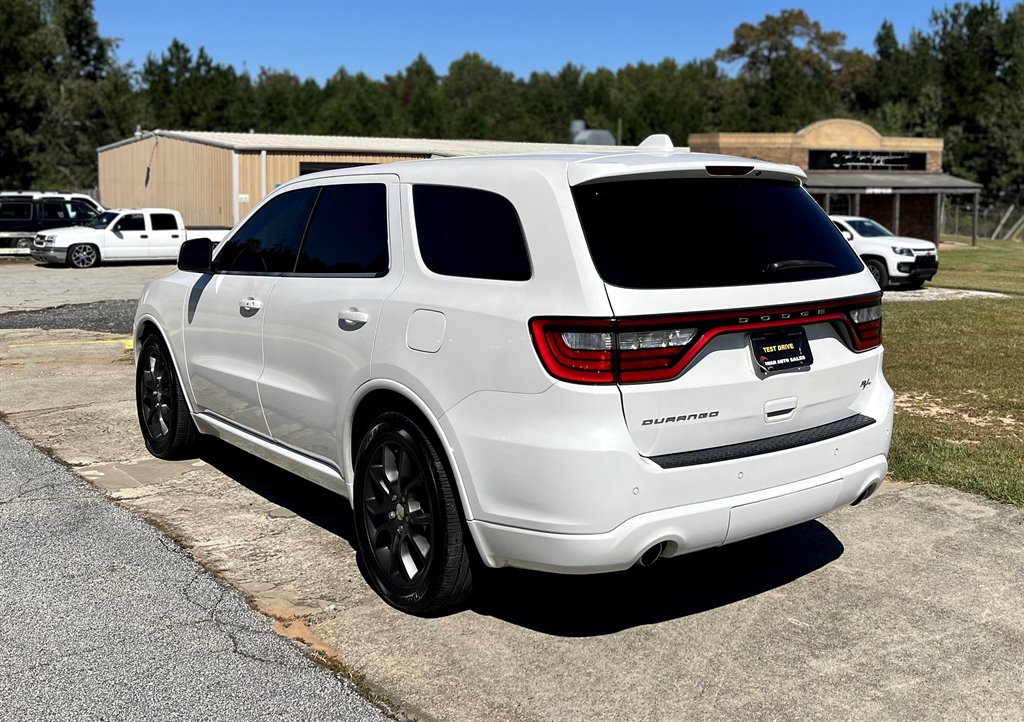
<box><xmin>30</xmin><ymin>208</ymin><xmax>229</xmax><ymax>268</ymax></box>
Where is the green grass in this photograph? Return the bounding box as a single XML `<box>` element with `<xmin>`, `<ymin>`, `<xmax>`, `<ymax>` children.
<box><xmin>884</xmin><ymin>296</ymin><xmax>1024</xmax><ymax>504</ymax></box>
<box><xmin>934</xmin><ymin>237</ymin><xmax>1024</xmax><ymax>295</ymax></box>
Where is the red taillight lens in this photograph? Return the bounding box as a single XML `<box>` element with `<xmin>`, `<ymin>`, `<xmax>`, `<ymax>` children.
<box><xmin>530</xmin><ymin>319</ymin><xmax>698</xmax><ymax>384</ymax></box>
<box><xmin>530</xmin><ymin>294</ymin><xmax>882</xmax><ymax>385</ymax></box>
<box><xmin>848</xmin><ymin>303</ymin><xmax>883</xmax><ymax>351</ymax></box>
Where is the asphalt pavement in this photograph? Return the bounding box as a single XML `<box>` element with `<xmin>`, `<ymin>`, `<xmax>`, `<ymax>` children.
<box><xmin>0</xmin><ymin>421</ymin><xmax>392</xmax><ymax>722</ymax></box>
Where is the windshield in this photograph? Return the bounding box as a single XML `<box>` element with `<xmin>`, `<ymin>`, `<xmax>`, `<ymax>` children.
<box><xmin>88</xmin><ymin>211</ymin><xmax>119</xmax><ymax>229</ymax></box>
<box><xmin>847</xmin><ymin>219</ymin><xmax>893</xmax><ymax>237</ymax></box>
<box><xmin>572</xmin><ymin>178</ymin><xmax>863</xmax><ymax>289</ymax></box>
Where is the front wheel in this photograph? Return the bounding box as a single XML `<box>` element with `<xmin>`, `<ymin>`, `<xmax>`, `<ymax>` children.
<box><xmin>865</xmin><ymin>259</ymin><xmax>889</xmax><ymax>290</ymax></box>
<box><xmin>67</xmin><ymin>243</ymin><xmax>99</xmax><ymax>268</ymax></box>
<box><xmin>136</xmin><ymin>334</ymin><xmax>198</xmax><ymax>459</ymax></box>
<box><xmin>354</xmin><ymin>412</ymin><xmax>473</xmax><ymax>615</ymax></box>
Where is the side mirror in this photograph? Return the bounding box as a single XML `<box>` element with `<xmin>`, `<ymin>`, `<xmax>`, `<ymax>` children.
<box><xmin>178</xmin><ymin>237</ymin><xmax>214</xmax><ymax>273</ymax></box>
<box><xmin>841</xmin><ymin>230</ymin><xmax>854</xmax><ymax>242</ymax></box>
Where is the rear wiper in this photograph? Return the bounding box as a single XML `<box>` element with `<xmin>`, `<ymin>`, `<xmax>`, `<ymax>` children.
<box><xmin>765</xmin><ymin>259</ymin><xmax>836</xmax><ymax>274</ymax></box>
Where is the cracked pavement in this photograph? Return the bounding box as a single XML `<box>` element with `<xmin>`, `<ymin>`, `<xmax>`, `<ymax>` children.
<box><xmin>0</xmin><ymin>422</ymin><xmax>391</xmax><ymax>722</ymax></box>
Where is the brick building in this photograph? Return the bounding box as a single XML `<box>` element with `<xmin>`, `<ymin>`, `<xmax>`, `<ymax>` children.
<box><xmin>689</xmin><ymin>119</ymin><xmax>982</xmax><ymax>242</ymax></box>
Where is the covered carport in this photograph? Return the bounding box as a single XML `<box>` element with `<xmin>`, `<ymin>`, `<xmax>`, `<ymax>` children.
<box><xmin>807</xmin><ymin>171</ymin><xmax>983</xmax><ymax>244</ymax></box>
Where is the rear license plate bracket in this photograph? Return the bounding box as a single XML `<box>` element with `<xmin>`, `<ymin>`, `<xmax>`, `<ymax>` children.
<box><xmin>751</xmin><ymin>328</ymin><xmax>813</xmax><ymax>374</ymax></box>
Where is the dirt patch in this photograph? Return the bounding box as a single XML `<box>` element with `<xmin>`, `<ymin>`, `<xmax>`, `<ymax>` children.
<box><xmin>895</xmin><ymin>391</ymin><xmax>1022</xmax><ymax>440</ymax></box>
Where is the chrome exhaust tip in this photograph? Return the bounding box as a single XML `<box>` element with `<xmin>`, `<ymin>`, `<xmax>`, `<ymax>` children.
<box><xmin>637</xmin><ymin>542</ymin><xmax>666</xmax><ymax>567</ymax></box>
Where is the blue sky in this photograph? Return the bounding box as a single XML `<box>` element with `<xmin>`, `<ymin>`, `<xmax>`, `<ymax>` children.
<box><xmin>94</xmin><ymin>0</ymin><xmax>966</xmax><ymax>83</ymax></box>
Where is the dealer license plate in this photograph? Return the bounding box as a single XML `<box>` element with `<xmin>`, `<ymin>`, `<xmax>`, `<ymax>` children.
<box><xmin>751</xmin><ymin>328</ymin><xmax>813</xmax><ymax>373</ymax></box>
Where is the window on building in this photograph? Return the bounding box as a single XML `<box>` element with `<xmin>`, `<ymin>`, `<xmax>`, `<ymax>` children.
<box><xmin>151</xmin><ymin>213</ymin><xmax>179</xmax><ymax>231</ymax></box>
<box><xmin>295</xmin><ymin>184</ymin><xmax>388</xmax><ymax>275</ymax></box>
<box><xmin>412</xmin><ymin>185</ymin><xmax>531</xmax><ymax>281</ymax></box>
<box><xmin>216</xmin><ymin>188</ymin><xmax>318</xmax><ymax>274</ymax></box>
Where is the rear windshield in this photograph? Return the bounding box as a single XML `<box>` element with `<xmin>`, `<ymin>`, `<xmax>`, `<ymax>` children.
<box><xmin>572</xmin><ymin>178</ymin><xmax>863</xmax><ymax>289</ymax></box>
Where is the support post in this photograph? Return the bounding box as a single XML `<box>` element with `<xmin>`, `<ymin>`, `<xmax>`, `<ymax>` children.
<box><xmin>972</xmin><ymin>192</ymin><xmax>980</xmax><ymax>246</ymax></box>
<box><xmin>892</xmin><ymin>193</ymin><xmax>901</xmax><ymax>235</ymax></box>
<box><xmin>824</xmin><ymin>193</ymin><xmax>831</xmax><ymax>214</ymax></box>
<box><xmin>853</xmin><ymin>193</ymin><xmax>861</xmax><ymax>216</ymax></box>
<box><xmin>231</xmin><ymin>150</ymin><xmax>240</xmax><ymax>227</ymax></box>
<box><xmin>934</xmin><ymin>193</ymin><xmax>943</xmax><ymax>244</ymax></box>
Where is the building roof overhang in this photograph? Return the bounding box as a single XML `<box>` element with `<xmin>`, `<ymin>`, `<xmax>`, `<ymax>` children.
<box><xmin>805</xmin><ymin>171</ymin><xmax>981</xmax><ymax>194</ymax></box>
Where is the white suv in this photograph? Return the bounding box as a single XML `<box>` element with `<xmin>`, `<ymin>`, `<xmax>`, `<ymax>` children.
<box><xmin>134</xmin><ymin>141</ymin><xmax>894</xmax><ymax>614</ymax></box>
<box><xmin>830</xmin><ymin>214</ymin><xmax>939</xmax><ymax>289</ymax></box>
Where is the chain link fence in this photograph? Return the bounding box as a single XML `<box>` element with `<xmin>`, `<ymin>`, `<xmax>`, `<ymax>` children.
<box><xmin>943</xmin><ymin>198</ymin><xmax>1024</xmax><ymax>241</ymax></box>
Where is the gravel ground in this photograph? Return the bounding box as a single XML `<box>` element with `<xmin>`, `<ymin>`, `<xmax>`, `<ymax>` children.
<box><xmin>0</xmin><ymin>422</ymin><xmax>392</xmax><ymax>722</ymax></box>
<box><xmin>0</xmin><ymin>299</ymin><xmax>136</xmax><ymax>334</ymax></box>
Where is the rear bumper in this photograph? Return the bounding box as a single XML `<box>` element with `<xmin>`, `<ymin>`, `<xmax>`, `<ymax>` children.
<box><xmin>470</xmin><ymin>454</ymin><xmax>887</xmax><ymax>574</ymax></box>
<box><xmin>443</xmin><ymin>373</ymin><xmax>894</xmax><ymax>573</ymax></box>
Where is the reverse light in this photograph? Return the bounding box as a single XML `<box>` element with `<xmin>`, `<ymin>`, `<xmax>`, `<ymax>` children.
<box><xmin>849</xmin><ymin>305</ymin><xmax>882</xmax><ymax>323</ymax></box>
<box><xmin>847</xmin><ymin>303</ymin><xmax>883</xmax><ymax>351</ymax></box>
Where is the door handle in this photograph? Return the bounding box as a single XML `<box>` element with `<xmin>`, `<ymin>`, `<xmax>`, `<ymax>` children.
<box><xmin>141</xmin><ymin>234</ymin><xmax>149</xmax><ymax>238</ymax></box>
<box><xmin>240</xmin><ymin>297</ymin><xmax>263</xmax><ymax>311</ymax></box>
<box><xmin>338</xmin><ymin>309</ymin><xmax>369</xmax><ymax>325</ymax></box>
<box><xmin>171</xmin><ymin>234</ymin><xmax>180</xmax><ymax>238</ymax></box>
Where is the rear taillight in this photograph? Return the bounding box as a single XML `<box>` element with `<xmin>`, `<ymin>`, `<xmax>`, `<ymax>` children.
<box><xmin>530</xmin><ymin>319</ymin><xmax>699</xmax><ymax>384</ymax></box>
<box><xmin>848</xmin><ymin>303</ymin><xmax>883</xmax><ymax>351</ymax></box>
<box><xmin>531</xmin><ymin>294</ymin><xmax>883</xmax><ymax>385</ymax></box>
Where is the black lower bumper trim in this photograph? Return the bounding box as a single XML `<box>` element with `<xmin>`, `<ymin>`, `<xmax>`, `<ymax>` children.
<box><xmin>649</xmin><ymin>413</ymin><xmax>877</xmax><ymax>469</ymax></box>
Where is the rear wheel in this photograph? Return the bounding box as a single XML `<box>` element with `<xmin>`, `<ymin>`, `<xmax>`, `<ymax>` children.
<box><xmin>68</xmin><ymin>243</ymin><xmax>99</xmax><ymax>268</ymax></box>
<box><xmin>865</xmin><ymin>259</ymin><xmax>889</xmax><ymax>289</ymax></box>
<box><xmin>136</xmin><ymin>334</ymin><xmax>198</xmax><ymax>459</ymax></box>
<box><xmin>354</xmin><ymin>412</ymin><xmax>473</xmax><ymax>615</ymax></box>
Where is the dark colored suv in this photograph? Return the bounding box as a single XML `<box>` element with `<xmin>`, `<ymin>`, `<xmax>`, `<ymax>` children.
<box><xmin>0</xmin><ymin>192</ymin><xmax>104</xmax><ymax>248</ymax></box>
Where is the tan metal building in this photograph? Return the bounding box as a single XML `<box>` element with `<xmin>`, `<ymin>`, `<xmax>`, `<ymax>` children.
<box><xmin>97</xmin><ymin>131</ymin><xmax>631</xmax><ymax>228</ymax></box>
<box><xmin>689</xmin><ymin>119</ymin><xmax>982</xmax><ymax>242</ymax></box>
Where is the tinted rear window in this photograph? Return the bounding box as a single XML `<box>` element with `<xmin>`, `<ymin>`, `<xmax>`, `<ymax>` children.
<box><xmin>0</xmin><ymin>202</ymin><xmax>31</xmax><ymax>220</ymax></box>
<box><xmin>572</xmin><ymin>178</ymin><xmax>863</xmax><ymax>289</ymax></box>
<box><xmin>413</xmin><ymin>185</ymin><xmax>531</xmax><ymax>281</ymax></box>
<box><xmin>151</xmin><ymin>213</ymin><xmax>179</xmax><ymax>230</ymax></box>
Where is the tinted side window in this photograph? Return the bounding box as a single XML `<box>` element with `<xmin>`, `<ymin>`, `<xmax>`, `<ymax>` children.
<box><xmin>151</xmin><ymin>213</ymin><xmax>179</xmax><ymax>231</ymax></box>
<box><xmin>296</xmin><ymin>184</ymin><xmax>388</xmax><ymax>275</ymax></box>
<box><xmin>413</xmin><ymin>185</ymin><xmax>531</xmax><ymax>281</ymax></box>
<box><xmin>0</xmin><ymin>202</ymin><xmax>32</xmax><ymax>220</ymax></box>
<box><xmin>217</xmin><ymin>188</ymin><xmax>318</xmax><ymax>274</ymax></box>
<box><xmin>41</xmin><ymin>201</ymin><xmax>69</xmax><ymax>220</ymax></box>
<box><xmin>69</xmin><ymin>201</ymin><xmax>98</xmax><ymax>220</ymax></box>
<box><xmin>116</xmin><ymin>213</ymin><xmax>146</xmax><ymax>231</ymax></box>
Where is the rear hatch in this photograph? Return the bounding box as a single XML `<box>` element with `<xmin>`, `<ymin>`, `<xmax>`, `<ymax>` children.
<box><xmin>567</xmin><ymin>171</ymin><xmax>882</xmax><ymax>458</ymax></box>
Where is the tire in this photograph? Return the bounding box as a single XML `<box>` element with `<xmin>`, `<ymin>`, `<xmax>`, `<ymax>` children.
<box><xmin>136</xmin><ymin>334</ymin><xmax>198</xmax><ymax>459</ymax></box>
<box><xmin>67</xmin><ymin>243</ymin><xmax>99</xmax><ymax>268</ymax></box>
<box><xmin>354</xmin><ymin>412</ymin><xmax>473</xmax><ymax>615</ymax></box>
<box><xmin>865</xmin><ymin>259</ymin><xmax>889</xmax><ymax>290</ymax></box>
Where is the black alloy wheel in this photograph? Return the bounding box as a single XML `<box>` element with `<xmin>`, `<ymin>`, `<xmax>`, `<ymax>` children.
<box><xmin>136</xmin><ymin>334</ymin><xmax>198</xmax><ymax>459</ymax></box>
<box><xmin>354</xmin><ymin>413</ymin><xmax>473</xmax><ymax>614</ymax></box>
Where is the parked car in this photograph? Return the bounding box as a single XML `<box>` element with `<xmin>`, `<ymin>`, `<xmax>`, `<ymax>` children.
<box><xmin>31</xmin><ymin>208</ymin><xmax>230</xmax><ymax>268</ymax></box>
<box><xmin>829</xmin><ymin>214</ymin><xmax>938</xmax><ymax>289</ymax></box>
<box><xmin>134</xmin><ymin>141</ymin><xmax>894</xmax><ymax>614</ymax></box>
<box><xmin>0</xmin><ymin>191</ymin><xmax>104</xmax><ymax>248</ymax></box>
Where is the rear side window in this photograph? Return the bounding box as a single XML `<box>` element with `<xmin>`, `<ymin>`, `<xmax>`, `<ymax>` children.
<box><xmin>151</xmin><ymin>213</ymin><xmax>179</xmax><ymax>231</ymax></box>
<box><xmin>413</xmin><ymin>185</ymin><xmax>531</xmax><ymax>281</ymax></box>
<box><xmin>69</xmin><ymin>200</ymin><xmax>98</xmax><ymax>220</ymax></box>
<box><xmin>217</xmin><ymin>188</ymin><xmax>318</xmax><ymax>273</ymax></box>
<box><xmin>296</xmin><ymin>184</ymin><xmax>388</xmax><ymax>275</ymax></box>
<box><xmin>41</xmin><ymin>201</ymin><xmax>69</xmax><ymax>220</ymax></box>
<box><xmin>0</xmin><ymin>202</ymin><xmax>31</xmax><ymax>220</ymax></box>
<box><xmin>572</xmin><ymin>178</ymin><xmax>863</xmax><ymax>289</ymax></box>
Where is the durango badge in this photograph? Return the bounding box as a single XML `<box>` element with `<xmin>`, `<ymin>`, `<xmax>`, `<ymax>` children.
<box><xmin>642</xmin><ymin>411</ymin><xmax>720</xmax><ymax>426</ymax></box>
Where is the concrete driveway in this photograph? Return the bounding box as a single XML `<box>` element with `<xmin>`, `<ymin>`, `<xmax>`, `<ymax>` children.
<box><xmin>1</xmin><ymin>261</ymin><xmax>1022</xmax><ymax>721</ymax></box>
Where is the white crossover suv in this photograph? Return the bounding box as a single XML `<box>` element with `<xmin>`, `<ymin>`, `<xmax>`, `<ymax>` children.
<box><xmin>134</xmin><ymin>138</ymin><xmax>894</xmax><ymax>614</ymax></box>
<box><xmin>830</xmin><ymin>214</ymin><xmax>939</xmax><ymax>289</ymax></box>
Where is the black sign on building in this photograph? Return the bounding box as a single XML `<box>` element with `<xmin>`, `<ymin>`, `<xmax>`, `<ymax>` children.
<box><xmin>809</xmin><ymin>149</ymin><xmax>927</xmax><ymax>171</ymax></box>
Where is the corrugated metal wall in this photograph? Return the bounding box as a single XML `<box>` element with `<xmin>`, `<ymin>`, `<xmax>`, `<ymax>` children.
<box><xmin>98</xmin><ymin>136</ymin><xmax>232</xmax><ymax>227</ymax></box>
<box><xmin>236</xmin><ymin>151</ymin><xmax>423</xmax><ymax>219</ymax></box>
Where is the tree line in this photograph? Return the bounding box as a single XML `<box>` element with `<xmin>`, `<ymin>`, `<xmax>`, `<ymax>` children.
<box><xmin>2</xmin><ymin>0</ymin><xmax>1021</xmax><ymax>205</ymax></box>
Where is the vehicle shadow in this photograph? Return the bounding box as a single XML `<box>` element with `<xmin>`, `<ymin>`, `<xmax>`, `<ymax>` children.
<box><xmin>193</xmin><ymin>437</ymin><xmax>844</xmax><ymax>636</ymax></box>
<box><xmin>195</xmin><ymin>436</ymin><xmax>357</xmax><ymax>546</ymax></box>
<box><xmin>470</xmin><ymin>520</ymin><xmax>844</xmax><ymax>637</ymax></box>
